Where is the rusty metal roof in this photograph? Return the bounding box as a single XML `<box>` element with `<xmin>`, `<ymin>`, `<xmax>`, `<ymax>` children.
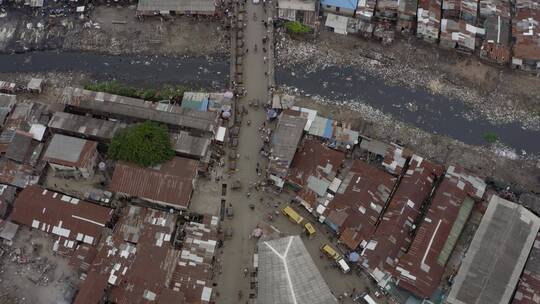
<box><xmin>325</xmin><ymin>160</ymin><xmax>397</xmax><ymax>250</ymax></box>
<box><xmin>512</xmin><ymin>6</ymin><xmax>540</xmax><ymax>61</ymax></box>
<box><xmin>382</xmin><ymin>146</ymin><xmax>409</xmax><ymax>175</ymax></box>
<box><xmin>417</xmin><ymin>0</ymin><xmax>442</xmax><ymax>42</ymax></box>
<box><xmin>10</xmin><ymin>186</ymin><xmax>113</xmax><ymax>248</ymax></box>
<box><xmin>0</xmin><ymin>158</ymin><xmax>40</xmax><ymax>188</ymax></box>
<box><xmin>288</xmin><ymin>138</ymin><xmax>345</xmax><ymax>196</ymax></box>
<box><xmin>361</xmin><ymin>156</ymin><xmax>443</xmax><ymax>276</ymax></box>
<box><xmin>109</xmin><ymin>157</ymin><xmax>198</xmax><ymax>209</ymax></box>
<box><xmin>513</xmin><ymin>232</ymin><xmax>540</xmax><ymax>304</ymax></box>
<box><xmin>74</xmin><ymin>205</ymin><xmax>181</xmax><ymax>304</ymax></box>
<box><xmin>394</xmin><ymin>166</ymin><xmax>485</xmax><ymax>299</ymax></box>
<box><xmin>170</xmin><ymin>217</ymin><xmax>219</xmax><ymax>304</ymax></box>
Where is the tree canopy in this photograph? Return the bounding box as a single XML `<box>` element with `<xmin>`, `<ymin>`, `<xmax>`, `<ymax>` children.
<box><xmin>284</xmin><ymin>21</ymin><xmax>311</xmax><ymax>35</ymax></box>
<box><xmin>108</xmin><ymin>121</ymin><xmax>174</xmax><ymax>167</ymax></box>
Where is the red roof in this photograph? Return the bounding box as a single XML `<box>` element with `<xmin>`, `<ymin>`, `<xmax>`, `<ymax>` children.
<box><xmin>362</xmin><ymin>156</ymin><xmax>443</xmax><ymax>273</ymax></box>
<box><xmin>394</xmin><ymin>166</ymin><xmax>485</xmax><ymax>298</ymax></box>
<box><xmin>325</xmin><ymin>160</ymin><xmax>396</xmax><ymax>250</ymax></box>
<box><xmin>288</xmin><ymin>139</ymin><xmax>345</xmax><ymax>188</ymax></box>
<box><xmin>512</xmin><ymin>232</ymin><xmax>540</xmax><ymax>304</ymax></box>
<box><xmin>109</xmin><ymin>157</ymin><xmax>198</xmax><ymax>209</ymax></box>
<box><xmin>10</xmin><ymin>186</ymin><xmax>113</xmax><ymax>247</ymax></box>
<box><xmin>74</xmin><ymin>206</ymin><xmax>181</xmax><ymax>304</ymax></box>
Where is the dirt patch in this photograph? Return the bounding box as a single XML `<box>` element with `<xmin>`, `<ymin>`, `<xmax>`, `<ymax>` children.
<box><xmin>0</xmin><ymin>227</ymin><xmax>79</xmax><ymax>304</ymax></box>
<box><xmin>0</xmin><ymin>6</ymin><xmax>228</xmax><ymax>56</ymax></box>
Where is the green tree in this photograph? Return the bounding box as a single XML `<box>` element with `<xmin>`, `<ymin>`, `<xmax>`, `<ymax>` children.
<box><xmin>108</xmin><ymin>121</ymin><xmax>174</xmax><ymax>167</ymax></box>
<box><xmin>284</xmin><ymin>21</ymin><xmax>311</xmax><ymax>35</ymax></box>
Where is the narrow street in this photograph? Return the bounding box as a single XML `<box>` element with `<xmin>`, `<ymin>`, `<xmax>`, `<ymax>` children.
<box><xmin>215</xmin><ymin>1</ymin><xmax>375</xmax><ymax>303</ymax></box>
<box><xmin>215</xmin><ymin>0</ymin><xmax>274</xmax><ymax>302</ymax></box>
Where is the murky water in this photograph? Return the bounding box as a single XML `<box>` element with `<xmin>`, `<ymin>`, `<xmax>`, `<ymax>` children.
<box><xmin>1</xmin><ymin>51</ymin><xmax>539</xmax><ymax>154</ymax></box>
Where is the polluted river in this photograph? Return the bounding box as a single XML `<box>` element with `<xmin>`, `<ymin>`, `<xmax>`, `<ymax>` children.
<box><xmin>2</xmin><ymin>51</ymin><xmax>539</xmax><ymax>155</ymax></box>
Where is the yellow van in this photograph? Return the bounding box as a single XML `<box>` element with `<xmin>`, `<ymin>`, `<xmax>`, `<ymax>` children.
<box><xmin>320</xmin><ymin>244</ymin><xmax>341</xmax><ymax>260</ymax></box>
<box><xmin>281</xmin><ymin>206</ymin><xmax>304</xmax><ymax>224</ymax></box>
<box><xmin>304</xmin><ymin>222</ymin><xmax>316</xmax><ymax>237</ymax></box>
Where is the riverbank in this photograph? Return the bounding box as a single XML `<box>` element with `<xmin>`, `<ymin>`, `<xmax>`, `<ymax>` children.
<box><xmin>4</xmin><ymin>70</ymin><xmax>539</xmax><ymax>192</ymax></box>
<box><xmin>275</xmin><ymin>29</ymin><xmax>540</xmax><ymax>132</ymax></box>
<box><xmin>293</xmin><ymin>95</ymin><xmax>540</xmax><ymax>195</ymax></box>
<box><xmin>0</xmin><ymin>6</ymin><xmax>228</xmax><ymax>56</ymax></box>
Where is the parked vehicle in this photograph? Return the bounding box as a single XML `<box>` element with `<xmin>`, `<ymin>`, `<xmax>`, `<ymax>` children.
<box><xmin>320</xmin><ymin>244</ymin><xmax>350</xmax><ymax>273</ymax></box>
<box><xmin>353</xmin><ymin>292</ymin><xmax>377</xmax><ymax>304</ymax></box>
<box><xmin>303</xmin><ymin>222</ymin><xmax>316</xmax><ymax>237</ymax></box>
<box><xmin>281</xmin><ymin>206</ymin><xmax>304</xmax><ymax>224</ymax></box>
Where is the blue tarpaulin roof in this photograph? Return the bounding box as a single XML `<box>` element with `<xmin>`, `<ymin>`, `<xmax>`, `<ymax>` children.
<box><xmin>320</xmin><ymin>0</ymin><xmax>358</xmax><ymax>10</ymax></box>
<box><xmin>323</xmin><ymin>118</ymin><xmax>334</xmax><ymax>139</ymax></box>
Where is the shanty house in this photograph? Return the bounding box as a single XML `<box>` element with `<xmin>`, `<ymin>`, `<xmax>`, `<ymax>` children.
<box><xmin>0</xmin><ymin>94</ymin><xmax>16</xmax><ymax>127</ymax></box>
<box><xmin>109</xmin><ymin>157</ymin><xmax>198</xmax><ymax>210</ymax></box>
<box><xmin>0</xmin><ymin>184</ymin><xmax>16</xmax><ymax>219</ymax></box>
<box><xmin>480</xmin><ymin>15</ymin><xmax>512</xmax><ymax>64</ymax></box>
<box><xmin>439</xmin><ymin>0</ymin><xmax>484</xmax><ymax>52</ymax></box>
<box><xmin>48</xmin><ymin>112</ymin><xmax>127</xmax><ymax>143</ymax></box>
<box><xmin>61</xmin><ymin>87</ymin><xmax>218</xmax><ymax>136</ymax></box>
<box><xmin>320</xmin><ymin>0</ymin><xmax>359</xmax><ymax>16</ymax></box>
<box><xmin>287</xmin><ymin>139</ymin><xmax>345</xmax><ymax>212</ymax></box>
<box><xmin>278</xmin><ymin>0</ymin><xmax>319</xmax><ymax>27</ymax></box>
<box><xmin>417</xmin><ymin>0</ymin><xmax>442</xmax><ymax>42</ymax></box>
<box><xmin>361</xmin><ymin>156</ymin><xmax>443</xmax><ymax>287</ymax></box>
<box><xmin>268</xmin><ymin>110</ymin><xmax>307</xmax><ymax>188</ymax></box>
<box><xmin>397</xmin><ymin>0</ymin><xmax>419</xmax><ymax>33</ymax></box>
<box><xmin>42</xmin><ymin>134</ymin><xmax>98</xmax><ymax>179</ymax></box>
<box><xmin>355</xmin><ymin>0</ymin><xmax>377</xmax><ymax>36</ymax></box>
<box><xmin>10</xmin><ymin>186</ymin><xmax>113</xmax><ymax>251</ymax></box>
<box><xmin>394</xmin><ymin>165</ymin><xmax>486</xmax><ymax>299</ymax></box>
<box><xmin>512</xmin><ymin>0</ymin><xmax>540</xmax><ymax>72</ymax></box>
<box><xmin>73</xmin><ymin>206</ymin><xmax>188</xmax><ymax>304</ymax></box>
<box><xmin>322</xmin><ymin>160</ymin><xmax>397</xmax><ymax>250</ymax></box>
<box><xmin>170</xmin><ymin>131</ymin><xmax>211</xmax><ymax>160</ymax></box>
<box><xmin>137</xmin><ymin>0</ymin><xmax>216</xmax><ymax>15</ymax></box>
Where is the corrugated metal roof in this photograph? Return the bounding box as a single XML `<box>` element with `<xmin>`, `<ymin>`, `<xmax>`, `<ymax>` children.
<box><xmin>73</xmin><ymin>206</ymin><xmax>186</xmax><ymax>304</ymax></box>
<box><xmin>10</xmin><ymin>186</ymin><xmax>113</xmax><ymax>247</ymax></box>
<box><xmin>447</xmin><ymin>195</ymin><xmax>540</xmax><ymax>304</ymax></box>
<box><xmin>137</xmin><ymin>0</ymin><xmax>216</xmax><ymax>13</ymax></box>
<box><xmin>170</xmin><ymin>131</ymin><xmax>210</xmax><ymax>159</ymax></box>
<box><xmin>109</xmin><ymin>157</ymin><xmax>198</xmax><ymax>209</ymax></box>
<box><xmin>48</xmin><ymin>112</ymin><xmax>127</xmax><ymax>142</ymax></box>
<box><xmin>62</xmin><ymin>87</ymin><xmax>217</xmax><ymax>133</ymax></box>
<box><xmin>324</xmin><ymin>160</ymin><xmax>397</xmax><ymax>250</ymax></box>
<box><xmin>361</xmin><ymin>156</ymin><xmax>443</xmax><ymax>278</ymax></box>
<box><xmin>43</xmin><ymin>134</ymin><xmax>97</xmax><ymax>168</ymax></box>
<box><xmin>394</xmin><ymin>166</ymin><xmax>485</xmax><ymax>299</ymax></box>
<box><xmin>268</xmin><ymin>111</ymin><xmax>307</xmax><ymax>179</ymax></box>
